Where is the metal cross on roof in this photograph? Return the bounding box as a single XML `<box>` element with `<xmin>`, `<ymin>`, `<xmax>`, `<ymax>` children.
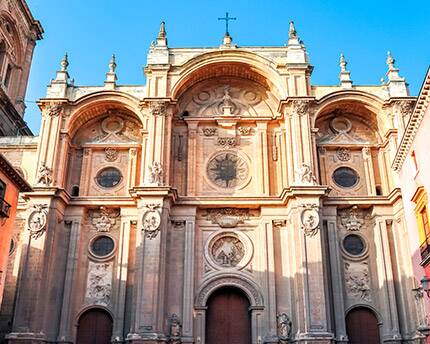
<box><xmin>218</xmin><ymin>12</ymin><xmax>237</xmax><ymax>35</ymax></box>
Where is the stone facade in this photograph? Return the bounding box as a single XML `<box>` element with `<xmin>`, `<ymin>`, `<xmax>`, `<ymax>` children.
<box><xmin>0</xmin><ymin>22</ymin><xmax>427</xmax><ymax>344</ymax></box>
<box><xmin>0</xmin><ymin>0</ymin><xmax>43</xmax><ymax>135</ymax></box>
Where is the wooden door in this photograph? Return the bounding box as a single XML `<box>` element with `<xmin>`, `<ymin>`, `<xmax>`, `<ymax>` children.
<box><xmin>206</xmin><ymin>287</ymin><xmax>251</xmax><ymax>344</ymax></box>
<box><xmin>346</xmin><ymin>307</ymin><xmax>380</xmax><ymax>344</ymax></box>
<box><xmin>76</xmin><ymin>308</ymin><xmax>113</xmax><ymax>344</ymax></box>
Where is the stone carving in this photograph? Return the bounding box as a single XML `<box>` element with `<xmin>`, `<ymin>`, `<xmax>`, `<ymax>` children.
<box><xmin>142</xmin><ymin>204</ymin><xmax>162</xmax><ymax>239</ymax></box>
<box><xmin>206</xmin><ymin>208</ymin><xmax>249</xmax><ymax>228</ymax></box>
<box><xmin>211</xmin><ymin>234</ymin><xmax>245</xmax><ymax>267</ymax></box>
<box><xmin>397</xmin><ymin>100</ymin><xmax>415</xmax><ymax>116</ymax></box>
<box><xmin>344</xmin><ymin>262</ymin><xmax>371</xmax><ymax>302</ymax></box>
<box><xmin>85</xmin><ymin>262</ymin><xmax>112</xmax><ymax>305</ymax></box>
<box><xmin>149</xmin><ymin>101</ymin><xmax>168</xmax><ymax>116</ymax></box>
<box><xmin>272</xmin><ymin>219</ymin><xmax>287</xmax><ymax>229</ymax></box>
<box><xmin>104</xmin><ymin>147</ymin><xmax>118</xmax><ymax>162</ymax></box>
<box><xmin>36</xmin><ymin>162</ymin><xmax>53</xmax><ymax>186</ymax></box>
<box><xmin>217</xmin><ymin>137</ymin><xmax>237</xmax><ymax>148</ymax></box>
<box><xmin>292</xmin><ymin>100</ymin><xmax>310</xmax><ymax>116</ymax></box>
<box><xmin>277</xmin><ymin>313</ymin><xmax>292</xmax><ymax>342</ymax></box>
<box><xmin>203</xmin><ymin>127</ymin><xmax>217</xmax><ymax>136</ymax></box>
<box><xmin>196</xmin><ymin>276</ymin><xmax>263</xmax><ymax>306</ymax></box>
<box><xmin>300</xmin><ymin>204</ymin><xmax>320</xmax><ymax>237</ymax></box>
<box><xmin>147</xmin><ymin>161</ymin><xmax>164</xmax><ymax>186</ymax></box>
<box><xmin>90</xmin><ymin>207</ymin><xmax>120</xmax><ymax>232</ymax></box>
<box><xmin>336</xmin><ymin>147</ymin><xmax>351</xmax><ymax>161</ymax></box>
<box><xmin>295</xmin><ymin>163</ymin><xmax>317</xmax><ymax>185</ymax></box>
<box><xmin>237</xmin><ymin>126</ymin><xmax>253</xmax><ymax>136</ymax></box>
<box><xmin>207</xmin><ymin>153</ymin><xmax>249</xmax><ymax>188</ymax></box>
<box><xmin>272</xmin><ymin>134</ymin><xmax>278</xmax><ymax>161</ymax></box>
<box><xmin>27</xmin><ymin>204</ymin><xmax>48</xmax><ymax>239</ymax></box>
<box><xmin>169</xmin><ymin>314</ymin><xmax>182</xmax><ymax>344</ymax></box>
<box><xmin>46</xmin><ymin>103</ymin><xmax>63</xmax><ymax>117</ymax></box>
<box><xmin>339</xmin><ymin>206</ymin><xmax>365</xmax><ymax>231</ymax></box>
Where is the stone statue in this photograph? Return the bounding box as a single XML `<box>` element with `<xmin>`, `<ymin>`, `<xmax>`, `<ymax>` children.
<box><xmin>277</xmin><ymin>313</ymin><xmax>292</xmax><ymax>342</ymax></box>
<box><xmin>36</xmin><ymin>162</ymin><xmax>53</xmax><ymax>186</ymax></box>
<box><xmin>169</xmin><ymin>313</ymin><xmax>182</xmax><ymax>344</ymax></box>
<box><xmin>147</xmin><ymin>161</ymin><xmax>164</xmax><ymax>186</ymax></box>
<box><xmin>295</xmin><ymin>163</ymin><xmax>317</xmax><ymax>185</ymax></box>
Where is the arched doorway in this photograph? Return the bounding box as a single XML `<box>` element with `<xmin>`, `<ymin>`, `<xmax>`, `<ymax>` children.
<box><xmin>346</xmin><ymin>307</ymin><xmax>380</xmax><ymax>344</ymax></box>
<box><xmin>206</xmin><ymin>286</ymin><xmax>251</xmax><ymax>344</ymax></box>
<box><xmin>76</xmin><ymin>308</ymin><xmax>113</xmax><ymax>344</ymax></box>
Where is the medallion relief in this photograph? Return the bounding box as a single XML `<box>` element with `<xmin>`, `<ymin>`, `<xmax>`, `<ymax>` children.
<box><xmin>85</xmin><ymin>261</ymin><xmax>112</xmax><ymax>306</ymax></box>
<box><xmin>142</xmin><ymin>203</ymin><xmax>162</xmax><ymax>239</ymax></box>
<box><xmin>205</xmin><ymin>231</ymin><xmax>253</xmax><ymax>270</ymax></box>
<box><xmin>300</xmin><ymin>204</ymin><xmax>320</xmax><ymax>237</ymax></box>
<box><xmin>27</xmin><ymin>204</ymin><xmax>48</xmax><ymax>239</ymax></box>
<box><xmin>206</xmin><ymin>152</ymin><xmax>249</xmax><ymax>189</ymax></box>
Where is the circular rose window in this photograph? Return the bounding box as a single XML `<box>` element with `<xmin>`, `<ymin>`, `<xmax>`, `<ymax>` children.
<box><xmin>207</xmin><ymin>152</ymin><xmax>249</xmax><ymax>188</ymax></box>
<box><xmin>343</xmin><ymin>234</ymin><xmax>365</xmax><ymax>256</ymax></box>
<box><xmin>90</xmin><ymin>235</ymin><xmax>115</xmax><ymax>257</ymax></box>
<box><xmin>332</xmin><ymin>167</ymin><xmax>359</xmax><ymax>188</ymax></box>
<box><xmin>96</xmin><ymin>167</ymin><xmax>122</xmax><ymax>188</ymax></box>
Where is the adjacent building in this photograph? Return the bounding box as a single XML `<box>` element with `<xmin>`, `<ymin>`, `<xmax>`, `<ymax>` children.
<box><xmin>0</xmin><ymin>20</ymin><xmax>428</xmax><ymax>344</ymax></box>
<box><xmin>0</xmin><ymin>0</ymin><xmax>43</xmax><ymax>135</ymax></box>
<box><xmin>393</xmin><ymin>67</ymin><xmax>430</xmax><ymax>341</ymax></box>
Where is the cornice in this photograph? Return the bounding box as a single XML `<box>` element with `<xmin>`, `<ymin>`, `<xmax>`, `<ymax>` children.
<box><xmin>393</xmin><ymin>66</ymin><xmax>430</xmax><ymax>171</ymax></box>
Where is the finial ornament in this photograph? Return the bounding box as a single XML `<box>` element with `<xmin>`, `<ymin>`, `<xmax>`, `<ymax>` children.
<box><xmin>158</xmin><ymin>21</ymin><xmax>166</xmax><ymax>39</ymax></box>
<box><xmin>60</xmin><ymin>53</ymin><xmax>69</xmax><ymax>71</ymax></box>
<box><xmin>289</xmin><ymin>21</ymin><xmax>297</xmax><ymax>38</ymax></box>
<box><xmin>386</xmin><ymin>51</ymin><xmax>395</xmax><ymax>70</ymax></box>
<box><xmin>339</xmin><ymin>53</ymin><xmax>347</xmax><ymax>72</ymax></box>
<box><xmin>109</xmin><ymin>54</ymin><xmax>116</xmax><ymax>73</ymax></box>
<box><xmin>218</xmin><ymin>12</ymin><xmax>236</xmax><ymax>36</ymax></box>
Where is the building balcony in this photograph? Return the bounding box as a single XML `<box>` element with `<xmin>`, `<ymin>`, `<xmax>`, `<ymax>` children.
<box><xmin>0</xmin><ymin>198</ymin><xmax>11</xmax><ymax>218</ymax></box>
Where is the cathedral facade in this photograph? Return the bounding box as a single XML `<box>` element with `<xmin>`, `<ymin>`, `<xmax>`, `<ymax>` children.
<box><xmin>0</xmin><ymin>22</ymin><xmax>427</xmax><ymax>344</ymax></box>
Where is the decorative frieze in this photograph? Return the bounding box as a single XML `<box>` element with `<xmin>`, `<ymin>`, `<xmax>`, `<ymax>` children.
<box><xmin>217</xmin><ymin>137</ymin><xmax>237</xmax><ymax>148</ymax></box>
<box><xmin>206</xmin><ymin>208</ymin><xmax>249</xmax><ymax>228</ymax></box>
<box><xmin>142</xmin><ymin>203</ymin><xmax>162</xmax><ymax>239</ymax></box>
<box><xmin>148</xmin><ymin>101</ymin><xmax>169</xmax><ymax>116</ymax></box>
<box><xmin>90</xmin><ymin>206</ymin><xmax>120</xmax><ymax>232</ymax></box>
<box><xmin>300</xmin><ymin>204</ymin><xmax>320</xmax><ymax>237</ymax></box>
<box><xmin>203</xmin><ymin>127</ymin><xmax>217</xmax><ymax>136</ymax></box>
<box><xmin>344</xmin><ymin>261</ymin><xmax>371</xmax><ymax>302</ymax></box>
<box><xmin>85</xmin><ymin>261</ymin><xmax>112</xmax><ymax>306</ymax></box>
<box><xmin>27</xmin><ymin>204</ymin><xmax>48</xmax><ymax>239</ymax></box>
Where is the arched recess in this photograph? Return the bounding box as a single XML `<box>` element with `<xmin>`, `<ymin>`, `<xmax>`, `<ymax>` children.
<box><xmin>63</xmin><ymin>95</ymin><xmax>143</xmax><ymax>196</ymax></box>
<box><xmin>66</xmin><ymin>91</ymin><xmax>143</xmax><ymax>137</ymax></box>
<box><xmin>171</xmin><ymin>50</ymin><xmax>286</xmax><ymax>101</ymax></box>
<box><xmin>346</xmin><ymin>306</ymin><xmax>381</xmax><ymax>344</ymax></box>
<box><xmin>195</xmin><ymin>274</ymin><xmax>264</xmax><ymax>344</ymax></box>
<box><xmin>0</xmin><ymin>11</ymin><xmax>23</xmax><ymax>65</ymax></box>
<box><xmin>313</xmin><ymin>91</ymin><xmax>389</xmax><ymax>196</ymax></box>
<box><xmin>76</xmin><ymin>307</ymin><xmax>113</xmax><ymax>344</ymax></box>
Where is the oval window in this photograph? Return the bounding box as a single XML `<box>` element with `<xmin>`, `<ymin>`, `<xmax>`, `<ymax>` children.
<box><xmin>343</xmin><ymin>234</ymin><xmax>365</xmax><ymax>256</ymax></box>
<box><xmin>91</xmin><ymin>236</ymin><xmax>115</xmax><ymax>257</ymax></box>
<box><xmin>96</xmin><ymin>167</ymin><xmax>122</xmax><ymax>188</ymax></box>
<box><xmin>332</xmin><ymin>167</ymin><xmax>359</xmax><ymax>188</ymax></box>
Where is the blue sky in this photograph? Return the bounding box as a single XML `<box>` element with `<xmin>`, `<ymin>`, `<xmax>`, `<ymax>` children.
<box><xmin>25</xmin><ymin>0</ymin><xmax>430</xmax><ymax>134</ymax></box>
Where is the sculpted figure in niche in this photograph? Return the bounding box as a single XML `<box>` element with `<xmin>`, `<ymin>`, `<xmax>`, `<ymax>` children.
<box><xmin>147</xmin><ymin>161</ymin><xmax>164</xmax><ymax>186</ymax></box>
<box><xmin>295</xmin><ymin>163</ymin><xmax>317</xmax><ymax>185</ymax></box>
<box><xmin>36</xmin><ymin>162</ymin><xmax>53</xmax><ymax>186</ymax></box>
<box><xmin>277</xmin><ymin>313</ymin><xmax>292</xmax><ymax>342</ymax></box>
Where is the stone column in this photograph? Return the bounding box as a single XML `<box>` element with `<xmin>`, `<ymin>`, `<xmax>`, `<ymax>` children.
<box><xmin>256</xmin><ymin>122</ymin><xmax>270</xmax><ymax>195</ymax></box>
<box><xmin>57</xmin><ymin>215</ymin><xmax>83</xmax><ymax>343</ymax></box>
<box><xmin>128</xmin><ymin>192</ymin><xmax>172</xmax><ymax>344</ymax></box>
<box><xmin>323</xmin><ymin>207</ymin><xmax>348</xmax><ymax>343</ymax></box>
<box><xmin>373</xmin><ymin>218</ymin><xmax>401</xmax><ymax>342</ymax></box>
<box><xmin>362</xmin><ymin>147</ymin><xmax>376</xmax><ymax>195</ymax></box>
<box><xmin>186</xmin><ymin>122</ymin><xmax>198</xmax><ymax>196</ymax></box>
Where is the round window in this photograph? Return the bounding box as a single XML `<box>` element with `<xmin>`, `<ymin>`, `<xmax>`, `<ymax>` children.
<box><xmin>343</xmin><ymin>234</ymin><xmax>365</xmax><ymax>256</ymax></box>
<box><xmin>332</xmin><ymin>167</ymin><xmax>359</xmax><ymax>188</ymax></box>
<box><xmin>96</xmin><ymin>167</ymin><xmax>122</xmax><ymax>188</ymax></box>
<box><xmin>91</xmin><ymin>236</ymin><xmax>115</xmax><ymax>257</ymax></box>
